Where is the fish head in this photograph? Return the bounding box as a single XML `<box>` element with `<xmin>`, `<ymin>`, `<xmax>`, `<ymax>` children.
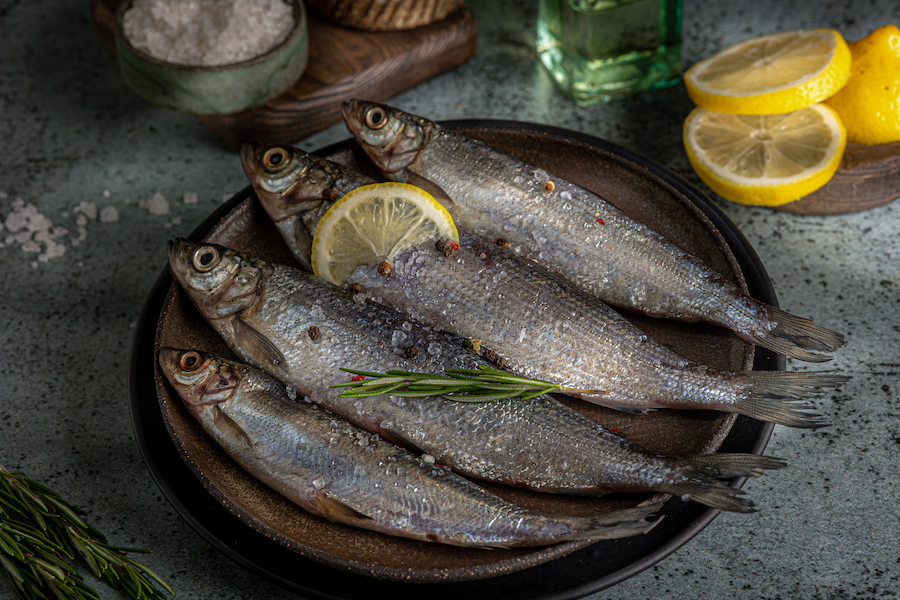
<box><xmin>341</xmin><ymin>99</ymin><xmax>429</xmax><ymax>177</ymax></box>
<box><xmin>158</xmin><ymin>348</ymin><xmax>241</xmax><ymax>417</ymax></box>
<box><xmin>167</xmin><ymin>239</ymin><xmax>265</xmax><ymax>320</ymax></box>
<box><xmin>240</xmin><ymin>142</ymin><xmax>331</xmax><ymax>223</ymax></box>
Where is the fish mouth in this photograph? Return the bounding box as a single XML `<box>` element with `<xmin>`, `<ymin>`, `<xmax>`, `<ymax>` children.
<box><xmin>240</xmin><ymin>142</ymin><xmax>264</xmax><ymax>180</ymax></box>
<box><xmin>167</xmin><ymin>238</ymin><xmax>190</xmax><ymax>283</ymax></box>
<box><xmin>340</xmin><ymin>101</ymin><xmax>362</xmax><ymax>140</ymax></box>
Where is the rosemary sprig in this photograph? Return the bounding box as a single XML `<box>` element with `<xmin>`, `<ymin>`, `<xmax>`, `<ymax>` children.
<box><xmin>331</xmin><ymin>365</ymin><xmax>606</xmax><ymax>402</ymax></box>
<box><xmin>0</xmin><ymin>465</ymin><xmax>174</xmax><ymax>600</ymax></box>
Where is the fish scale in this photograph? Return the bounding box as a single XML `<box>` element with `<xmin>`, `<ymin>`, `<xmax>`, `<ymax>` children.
<box><xmin>169</xmin><ymin>238</ymin><xmax>789</xmax><ymax>512</ymax></box>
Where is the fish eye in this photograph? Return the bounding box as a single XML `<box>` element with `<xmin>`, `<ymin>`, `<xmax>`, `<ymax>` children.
<box><xmin>365</xmin><ymin>106</ymin><xmax>388</xmax><ymax>130</ymax></box>
<box><xmin>192</xmin><ymin>246</ymin><xmax>221</xmax><ymax>272</ymax></box>
<box><xmin>179</xmin><ymin>351</ymin><xmax>204</xmax><ymax>372</ymax></box>
<box><xmin>263</xmin><ymin>147</ymin><xmax>288</xmax><ymax>169</ymax></box>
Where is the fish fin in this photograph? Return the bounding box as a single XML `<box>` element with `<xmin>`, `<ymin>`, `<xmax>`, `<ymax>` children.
<box><xmin>233</xmin><ymin>318</ymin><xmax>286</xmax><ymax>371</ymax></box>
<box><xmin>746</xmin><ymin>306</ymin><xmax>845</xmax><ymax>362</ymax></box>
<box><xmin>664</xmin><ymin>453</ymin><xmax>788</xmax><ymax>513</ymax></box>
<box><xmin>572</xmin><ymin>499</ymin><xmax>665</xmax><ymax>542</ymax></box>
<box><xmin>682</xmin><ymin>453</ymin><xmax>788</xmax><ymax>479</ymax></box>
<box><xmin>663</xmin><ymin>480</ymin><xmax>758</xmax><ymax>513</ymax></box>
<box><xmin>212</xmin><ymin>406</ymin><xmax>254</xmax><ymax>449</ymax></box>
<box><xmin>733</xmin><ymin>371</ymin><xmax>849</xmax><ymax>428</ymax></box>
<box><xmin>312</xmin><ymin>492</ymin><xmax>373</xmax><ymax>524</ymax></box>
<box><xmin>405</xmin><ymin>171</ymin><xmax>456</xmax><ymax>210</ymax></box>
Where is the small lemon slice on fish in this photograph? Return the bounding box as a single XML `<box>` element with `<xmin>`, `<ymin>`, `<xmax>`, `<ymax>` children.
<box><xmin>311</xmin><ymin>182</ymin><xmax>459</xmax><ymax>286</ymax></box>
<box><xmin>682</xmin><ymin>104</ymin><xmax>847</xmax><ymax>206</ymax></box>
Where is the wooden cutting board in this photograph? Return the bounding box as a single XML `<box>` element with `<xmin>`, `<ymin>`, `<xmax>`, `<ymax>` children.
<box><xmin>774</xmin><ymin>140</ymin><xmax>900</xmax><ymax>215</ymax></box>
<box><xmin>93</xmin><ymin>0</ymin><xmax>477</xmax><ymax>148</ymax></box>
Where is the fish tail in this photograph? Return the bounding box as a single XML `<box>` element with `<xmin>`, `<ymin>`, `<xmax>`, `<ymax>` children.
<box><xmin>684</xmin><ymin>452</ymin><xmax>788</xmax><ymax>479</ymax></box>
<box><xmin>735</xmin><ymin>370</ymin><xmax>849</xmax><ymax>427</ymax></box>
<box><xmin>747</xmin><ymin>306</ymin><xmax>845</xmax><ymax>362</ymax></box>
<box><xmin>663</xmin><ymin>480</ymin><xmax>756</xmax><ymax>513</ymax></box>
<box><xmin>662</xmin><ymin>453</ymin><xmax>787</xmax><ymax>513</ymax></box>
<box><xmin>571</xmin><ymin>499</ymin><xmax>665</xmax><ymax>541</ymax></box>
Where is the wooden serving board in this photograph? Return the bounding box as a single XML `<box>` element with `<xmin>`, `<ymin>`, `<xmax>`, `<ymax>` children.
<box><xmin>93</xmin><ymin>0</ymin><xmax>477</xmax><ymax>148</ymax></box>
<box><xmin>775</xmin><ymin>140</ymin><xmax>900</xmax><ymax>215</ymax></box>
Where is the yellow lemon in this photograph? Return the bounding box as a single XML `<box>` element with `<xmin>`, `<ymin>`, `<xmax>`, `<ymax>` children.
<box><xmin>685</xmin><ymin>29</ymin><xmax>851</xmax><ymax>115</ymax></box>
<box><xmin>683</xmin><ymin>104</ymin><xmax>847</xmax><ymax>206</ymax></box>
<box><xmin>311</xmin><ymin>182</ymin><xmax>459</xmax><ymax>286</ymax></box>
<box><xmin>824</xmin><ymin>24</ymin><xmax>900</xmax><ymax>145</ymax></box>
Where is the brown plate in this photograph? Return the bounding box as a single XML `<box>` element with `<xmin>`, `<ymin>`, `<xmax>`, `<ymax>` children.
<box><xmin>130</xmin><ymin>121</ymin><xmax>782</xmax><ymax>597</ymax></box>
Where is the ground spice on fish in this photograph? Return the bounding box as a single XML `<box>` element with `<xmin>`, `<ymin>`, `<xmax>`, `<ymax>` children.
<box><xmin>349</xmin><ymin>282</ymin><xmax>365</xmax><ymax>293</ymax></box>
<box><xmin>377</xmin><ymin>261</ymin><xmax>392</xmax><ymax>276</ymax></box>
<box><xmin>405</xmin><ymin>345</ymin><xmax>419</xmax><ymax>359</ymax></box>
<box><xmin>464</xmin><ymin>338</ymin><xmax>481</xmax><ymax>353</ymax></box>
<box><xmin>351</xmin><ymin>374</ymin><xmax>366</xmax><ymax>382</ymax></box>
<box><xmin>543</xmin><ymin>180</ymin><xmax>555</xmax><ymax>192</ymax></box>
<box><xmin>308</xmin><ymin>325</ymin><xmax>320</xmax><ymax>340</ymax></box>
<box><xmin>435</xmin><ymin>239</ymin><xmax>457</xmax><ymax>258</ymax></box>
<box><xmin>495</xmin><ymin>238</ymin><xmax>510</xmax><ymax>249</ymax></box>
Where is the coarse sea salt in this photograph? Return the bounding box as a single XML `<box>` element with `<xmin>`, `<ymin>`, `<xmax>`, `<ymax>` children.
<box><xmin>123</xmin><ymin>0</ymin><xmax>295</xmax><ymax>67</ymax></box>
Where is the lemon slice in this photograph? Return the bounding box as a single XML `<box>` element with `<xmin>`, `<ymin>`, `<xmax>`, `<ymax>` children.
<box><xmin>683</xmin><ymin>104</ymin><xmax>847</xmax><ymax>206</ymax></box>
<box><xmin>311</xmin><ymin>182</ymin><xmax>459</xmax><ymax>285</ymax></box>
<box><xmin>684</xmin><ymin>29</ymin><xmax>851</xmax><ymax>115</ymax></box>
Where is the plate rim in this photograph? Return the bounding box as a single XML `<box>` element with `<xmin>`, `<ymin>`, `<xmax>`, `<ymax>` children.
<box><xmin>128</xmin><ymin>120</ymin><xmax>783</xmax><ymax>599</ymax></box>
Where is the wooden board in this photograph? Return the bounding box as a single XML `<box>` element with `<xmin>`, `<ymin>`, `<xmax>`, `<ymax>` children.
<box><xmin>775</xmin><ymin>140</ymin><xmax>900</xmax><ymax>215</ymax></box>
<box><xmin>93</xmin><ymin>0</ymin><xmax>477</xmax><ymax>148</ymax></box>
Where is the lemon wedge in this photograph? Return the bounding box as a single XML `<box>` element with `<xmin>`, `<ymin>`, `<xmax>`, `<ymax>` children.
<box><xmin>825</xmin><ymin>24</ymin><xmax>900</xmax><ymax>145</ymax></box>
<box><xmin>311</xmin><ymin>182</ymin><xmax>459</xmax><ymax>286</ymax></box>
<box><xmin>683</xmin><ymin>104</ymin><xmax>847</xmax><ymax>206</ymax></box>
<box><xmin>684</xmin><ymin>29</ymin><xmax>851</xmax><ymax>115</ymax></box>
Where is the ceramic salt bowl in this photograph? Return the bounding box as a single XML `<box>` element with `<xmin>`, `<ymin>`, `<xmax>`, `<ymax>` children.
<box><xmin>114</xmin><ymin>0</ymin><xmax>308</xmax><ymax>115</ymax></box>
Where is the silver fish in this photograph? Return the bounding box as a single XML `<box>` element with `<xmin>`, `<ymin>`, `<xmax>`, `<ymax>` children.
<box><xmin>167</xmin><ymin>238</ymin><xmax>787</xmax><ymax>512</ymax></box>
<box><xmin>241</xmin><ymin>144</ymin><xmax>845</xmax><ymax>427</ymax></box>
<box><xmin>158</xmin><ymin>347</ymin><xmax>661</xmax><ymax>547</ymax></box>
<box><xmin>341</xmin><ymin>100</ymin><xmax>845</xmax><ymax>363</ymax></box>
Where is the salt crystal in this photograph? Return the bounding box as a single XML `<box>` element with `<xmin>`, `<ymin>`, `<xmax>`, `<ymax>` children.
<box><xmin>391</xmin><ymin>330</ymin><xmax>407</xmax><ymax>346</ymax></box>
<box><xmin>21</xmin><ymin>239</ymin><xmax>41</xmax><ymax>253</ymax></box>
<box><xmin>183</xmin><ymin>191</ymin><xmax>198</xmax><ymax>205</ymax></box>
<box><xmin>140</xmin><ymin>192</ymin><xmax>169</xmax><ymax>215</ymax></box>
<box><xmin>99</xmin><ymin>206</ymin><xmax>119</xmax><ymax>223</ymax></box>
<box><xmin>103</xmin><ymin>190</ymin><xmax>111</xmax><ymax>198</ymax></box>
<box><xmin>73</xmin><ymin>201</ymin><xmax>98</xmax><ymax>221</ymax></box>
<box><xmin>39</xmin><ymin>241</ymin><xmax>66</xmax><ymax>262</ymax></box>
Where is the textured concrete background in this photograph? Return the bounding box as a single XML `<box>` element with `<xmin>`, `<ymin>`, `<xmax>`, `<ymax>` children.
<box><xmin>1</xmin><ymin>1</ymin><xmax>897</xmax><ymax>598</ymax></box>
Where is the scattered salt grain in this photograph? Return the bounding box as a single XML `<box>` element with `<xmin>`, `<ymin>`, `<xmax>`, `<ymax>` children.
<box><xmin>183</xmin><ymin>191</ymin><xmax>198</xmax><ymax>205</ymax></box>
<box><xmin>99</xmin><ymin>206</ymin><xmax>119</xmax><ymax>223</ymax></box>
<box><xmin>123</xmin><ymin>0</ymin><xmax>295</xmax><ymax>67</ymax></box>
<box><xmin>140</xmin><ymin>192</ymin><xmax>170</xmax><ymax>215</ymax></box>
<box><xmin>73</xmin><ymin>201</ymin><xmax>98</xmax><ymax>221</ymax></box>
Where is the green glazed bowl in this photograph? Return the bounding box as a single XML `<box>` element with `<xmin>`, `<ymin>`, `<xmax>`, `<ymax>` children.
<box><xmin>114</xmin><ymin>0</ymin><xmax>308</xmax><ymax>115</ymax></box>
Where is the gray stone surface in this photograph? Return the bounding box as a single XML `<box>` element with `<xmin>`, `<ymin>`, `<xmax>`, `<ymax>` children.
<box><xmin>1</xmin><ymin>1</ymin><xmax>897</xmax><ymax>598</ymax></box>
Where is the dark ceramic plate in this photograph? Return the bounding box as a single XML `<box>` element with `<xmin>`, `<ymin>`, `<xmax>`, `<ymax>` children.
<box><xmin>129</xmin><ymin>121</ymin><xmax>783</xmax><ymax>598</ymax></box>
